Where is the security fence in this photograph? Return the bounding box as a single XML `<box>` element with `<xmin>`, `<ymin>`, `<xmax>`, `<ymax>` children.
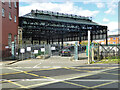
<box><xmin>15</xmin><ymin>43</ymin><xmax>87</xmax><ymax>60</ymax></box>
<box><xmin>1</xmin><ymin>42</ymin><xmax>87</xmax><ymax>60</ymax></box>
<box><xmin>16</xmin><ymin>44</ymin><xmax>52</xmax><ymax>60</ymax></box>
<box><xmin>91</xmin><ymin>44</ymin><xmax>120</xmax><ymax>61</ymax></box>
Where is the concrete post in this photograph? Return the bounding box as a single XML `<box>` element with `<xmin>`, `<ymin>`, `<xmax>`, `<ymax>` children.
<box><xmin>12</xmin><ymin>42</ymin><xmax>15</xmax><ymax>59</ymax></box>
<box><xmin>88</xmin><ymin>30</ymin><xmax>90</xmax><ymax>64</ymax></box>
<box><xmin>74</xmin><ymin>42</ymin><xmax>78</xmax><ymax>60</ymax></box>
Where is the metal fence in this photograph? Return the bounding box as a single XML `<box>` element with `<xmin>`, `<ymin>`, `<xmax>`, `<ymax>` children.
<box><xmin>93</xmin><ymin>44</ymin><xmax>120</xmax><ymax>60</ymax></box>
<box><xmin>15</xmin><ymin>44</ymin><xmax>87</xmax><ymax>60</ymax></box>
<box><xmin>16</xmin><ymin>44</ymin><xmax>52</xmax><ymax>60</ymax></box>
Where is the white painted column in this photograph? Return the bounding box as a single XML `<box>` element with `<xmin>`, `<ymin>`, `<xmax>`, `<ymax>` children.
<box><xmin>88</xmin><ymin>30</ymin><xmax>90</xmax><ymax>64</ymax></box>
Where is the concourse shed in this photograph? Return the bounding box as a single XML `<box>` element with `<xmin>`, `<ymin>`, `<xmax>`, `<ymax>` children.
<box><xmin>19</xmin><ymin>10</ymin><xmax>108</xmax><ymax>45</ymax></box>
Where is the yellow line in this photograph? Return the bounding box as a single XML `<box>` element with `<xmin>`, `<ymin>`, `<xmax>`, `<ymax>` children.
<box><xmin>7</xmin><ymin>80</ymin><xmax>26</xmax><ymax>88</ymax></box>
<box><xmin>62</xmin><ymin>81</ymin><xmax>90</xmax><ymax>88</ymax></box>
<box><xmin>0</xmin><ymin>72</ymin><xmax>24</xmax><ymax>75</ymax></box>
<box><xmin>0</xmin><ymin>68</ymin><xmax>57</xmax><ymax>76</ymax></box>
<box><xmin>64</xmin><ymin>67</ymin><xmax>91</xmax><ymax>72</ymax></box>
<box><xmin>0</xmin><ymin>80</ymin><xmax>8</xmax><ymax>83</ymax></box>
<box><xmin>23</xmin><ymin>71</ymin><xmax>39</xmax><ymax>77</ymax></box>
<box><xmin>90</xmin><ymin>81</ymin><xmax>118</xmax><ymax>88</ymax></box>
<box><xmin>102</xmin><ymin>72</ymin><xmax>120</xmax><ymax>75</ymax></box>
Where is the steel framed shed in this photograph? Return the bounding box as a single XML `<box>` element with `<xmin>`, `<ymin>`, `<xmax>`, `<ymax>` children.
<box><xmin>19</xmin><ymin>10</ymin><xmax>108</xmax><ymax>45</ymax></box>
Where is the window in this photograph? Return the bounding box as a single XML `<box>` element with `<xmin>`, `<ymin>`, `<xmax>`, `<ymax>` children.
<box><xmin>2</xmin><ymin>8</ymin><xmax>5</xmax><ymax>17</ymax></box>
<box><xmin>8</xmin><ymin>33</ymin><xmax>12</xmax><ymax>47</ymax></box>
<box><xmin>14</xmin><ymin>1</ymin><xmax>17</xmax><ymax>8</ymax></box>
<box><xmin>14</xmin><ymin>16</ymin><xmax>16</xmax><ymax>22</ymax></box>
<box><xmin>9</xmin><ymin>12</ymin><xmax>12</xmax><ymax>20</ymax></box>
<box><xmin>14</xmin><ymin>35</ymin><xmax>17</xmax><ymax>45</ymax></box>
<box><xmin>113</xmin><ymin>42</ymin><xmax>116</xmax><ymax>44</ymax></box>
<box><xmin>9</xmin><ymin>0</ymin><xmax>11</xmax><ymax>8</ymax></box>
<box><xmin>2</xmin><ymin>0</ymin><xmax>5</xmax><ymax>3</ymax></box>
<box><xmin>113</xmin><ymin>37</ymin><xmax>116</xmax><ymax>40</ymax></box>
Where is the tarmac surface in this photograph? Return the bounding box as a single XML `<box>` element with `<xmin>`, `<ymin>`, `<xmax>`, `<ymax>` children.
<box><xmin>0</xmin><ymin>56</ymin><xmax>120</xmax><ymax>89</ymax></box>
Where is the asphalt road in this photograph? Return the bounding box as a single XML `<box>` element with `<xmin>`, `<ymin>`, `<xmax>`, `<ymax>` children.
<box><xmin>0</xmin><ymin>64</ymin><xmax>120</xmax><ymax>90</ymax></box>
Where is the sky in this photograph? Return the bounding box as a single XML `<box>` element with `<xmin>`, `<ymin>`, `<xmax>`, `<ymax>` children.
<box><xmin>19</xmin><ymin>0</ymin><xmax>119</xmax><ymax>35</ymax></box>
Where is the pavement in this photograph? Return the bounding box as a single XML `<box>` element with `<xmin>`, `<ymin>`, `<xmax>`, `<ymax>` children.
<box><xmin>0</xmin><ymin>56</ymin><xmax>120</xmax><ymax>89</ymax></box>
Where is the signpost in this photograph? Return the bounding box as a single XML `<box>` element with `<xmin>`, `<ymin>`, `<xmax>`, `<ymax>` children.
<box><xmin>20</xmin><ymin>48</ymin><xmax>25</xmax><ymax>60</ymax></box>
<box><xmin>27</xmin><ymin>47</ymin><xmax>32</xmax><ymax>58</ymax></box>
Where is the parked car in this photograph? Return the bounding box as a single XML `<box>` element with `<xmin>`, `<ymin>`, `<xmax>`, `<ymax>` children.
<box><xmin>59</xmin><ymin>49</ymin><xmax>71</xmax><ymax>56</ymax></box>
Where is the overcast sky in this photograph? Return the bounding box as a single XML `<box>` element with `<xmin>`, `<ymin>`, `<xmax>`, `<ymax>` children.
<box><xmin>19</xmin><ymin>0</ymin><xmax>119</xmax><ymax>35</ymax></box>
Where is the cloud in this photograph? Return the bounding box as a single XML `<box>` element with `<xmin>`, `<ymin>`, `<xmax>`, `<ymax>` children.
<box><xmin>96</xmin><ymin>3</ymin><xmax>105</xmax><ymax>8</ymax></box>
<box><xmin>19</xmin><ymin>2</ymin><xmax>99</xmax><ymax>17</ymax></box>
<box><xmin>103</xmin><ymin>18</ymin><xmax>109</xmax><ymax>22</ymax></box>
<box><xmin>103</xmin><ymin>22</ymin><xmax>118</xmax><ymax>35</ymax></box>
<box><xmin>104</xmin><ymin>1</ymin><xmax>118</xmax><ymax>14</ymax></box>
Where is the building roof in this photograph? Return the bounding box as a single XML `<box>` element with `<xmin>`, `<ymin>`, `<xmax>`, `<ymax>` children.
<box><xmin>109</xmin><ymin>34</ymin><xmax>120</xmax><ymax>38</ymax></box>
<box><xmin>20</xmin><ymin>10</ymin><xmax>101</xmax><ymax>26</ymax></box>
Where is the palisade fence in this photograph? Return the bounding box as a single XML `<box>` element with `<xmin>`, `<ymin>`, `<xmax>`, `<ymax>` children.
<box><xmin>93</xmin><ymin>44</ymin><xmax>120</xmax><ymax>61</ymax></box>
<box><xmin>16</xmin><ymin>44</ymin><xmax>84</xmax><ymax>60</ymax></box>
<box><xmin>16</xmin><ymin>44</ymin><xmax>53</xmax><ymax>60</ymax></box>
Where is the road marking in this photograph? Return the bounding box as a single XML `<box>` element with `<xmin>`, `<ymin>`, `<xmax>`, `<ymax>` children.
<box><xmin>90</xmin><ymin>81</ymin><xmax>119</xmax><ymax>88</ymax></box>
<box><xmin>7</xmin><ymin>80</ymin><xmax>26</xmax><ymax>88</ymax></box>
<box><xmin>23</xmin><ymin>71</ymin><xmax>39</xmax><ymax>77</ymax></box>
<box><xmin>0</xmin><ymin>72</ymin><xmax>24</xmax><ymax>75</ymax></box>
<box><xmin>62</xmin><ymin>81</ymin><xmax>90</xmax><ymax>88</ymax></box>
<box><xmin>2</xmin><ymin>66</ymin><xmax>119</xmax><ymax>88</ymax></box>
<box><xmin>1</xmin><ymin>79</ymin><xmax>119</xmax><ymax>82</ymax></box>
<box><xmin>25</xmin><ymin>67</ymin><xmax>118</xmax><ymax>88</ymax></box>
<box><xmin>33</xmin><ymin>63</ymin><xmax>41</xmax><ymax>68</ymax></box>
<box><xmin>0</xmin><ymin>67</ymin><xmax>59</xmax><ymax>76</ymax></box>
<box><xmin>67</xmin><ymin>79</ymin><xmax>119</xmax><ymax>82</ymax></box>
<box><xmin>7</xmin><ymin>67</ymin><xmax>55</xmax><ymax>81</ymax></box>
<box><xmin>64</xmin><ymin>67</ymin><xmax>91</xmax><ymax>72</ymax></box>
<box><xmin>102</xmin><ymin>72</ymin><xmax>120</xmax><ymax>75</ymax></box>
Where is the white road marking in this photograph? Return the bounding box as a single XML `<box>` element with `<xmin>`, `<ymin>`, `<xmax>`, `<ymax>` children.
<box><xmin>33</xmin><ymin>63</ymin><xmax>41</xmax><ymax>68</ymax></box>
<box><xmin>1</xmin><ymin>79</ymin><xmax>118</xmax><ymax>82</ymax></box>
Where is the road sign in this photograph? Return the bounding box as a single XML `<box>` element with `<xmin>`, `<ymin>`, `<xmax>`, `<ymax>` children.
<box><xmin>34</xmin><ymin>50</ymin><xmax>38</xmax><ymax>54</ymax></box>
<box><xmin>20</xmin><ymin>48</ymin><xmax>25</xmax><ymax>53</ymax></box>
<box><xmin>51</xmin><ymin>47</ymin><xmax>55</xmax><ymax>50</ymax></box>
<box><xmin>41</xmin><ymin>48</ymin><xmax>45</xmax><ymax>52</ymax></box>
<box><xmin>27</xmin><ymin>47</ymin><xmax>31</xmax><ymax>51</ymax></box>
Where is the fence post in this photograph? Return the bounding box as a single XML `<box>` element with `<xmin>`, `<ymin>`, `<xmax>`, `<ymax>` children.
<box><xmin>97</xmin><ymin>44</ymin><xmax>100</xmax><ymax>61</ymax></box>
<box><xmin>74</xmin><ymin>42</ymin><xmax>78</xmax><ymax>60</ymax></box>
<box><xmin>12</xmin><ymin>42</ymin><xmax>15</xmax><ymax>59</ymax></box>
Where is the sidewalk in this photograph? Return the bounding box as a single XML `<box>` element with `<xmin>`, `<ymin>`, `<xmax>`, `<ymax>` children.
<box><xmin>0</xmin><ymin>59</ymin><xmax>20</xmax><ymax>66</ymax></box>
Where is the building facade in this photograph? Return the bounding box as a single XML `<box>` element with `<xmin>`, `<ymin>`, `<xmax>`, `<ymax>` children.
<box><xmin>99</xmin><ymin>34</ymin><xmax>120</xmax><ymax>45</ymax></box>
<box><xmin>2</xmin><ymin>0</ymin><xmax>19</xmax><ymax>58</ymax></box>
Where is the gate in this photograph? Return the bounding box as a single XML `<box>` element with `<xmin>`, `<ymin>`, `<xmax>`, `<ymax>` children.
<box><xmin>92</xmin><ymin>44</ymin><xmax>120</xmax><ymax>61</ymax></box>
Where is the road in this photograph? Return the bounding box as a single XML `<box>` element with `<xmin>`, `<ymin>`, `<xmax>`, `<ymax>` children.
<box><xmin>0</xmin><ymin>58</ymin><xmax>120</xmax><ymax>90</ymax></box>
